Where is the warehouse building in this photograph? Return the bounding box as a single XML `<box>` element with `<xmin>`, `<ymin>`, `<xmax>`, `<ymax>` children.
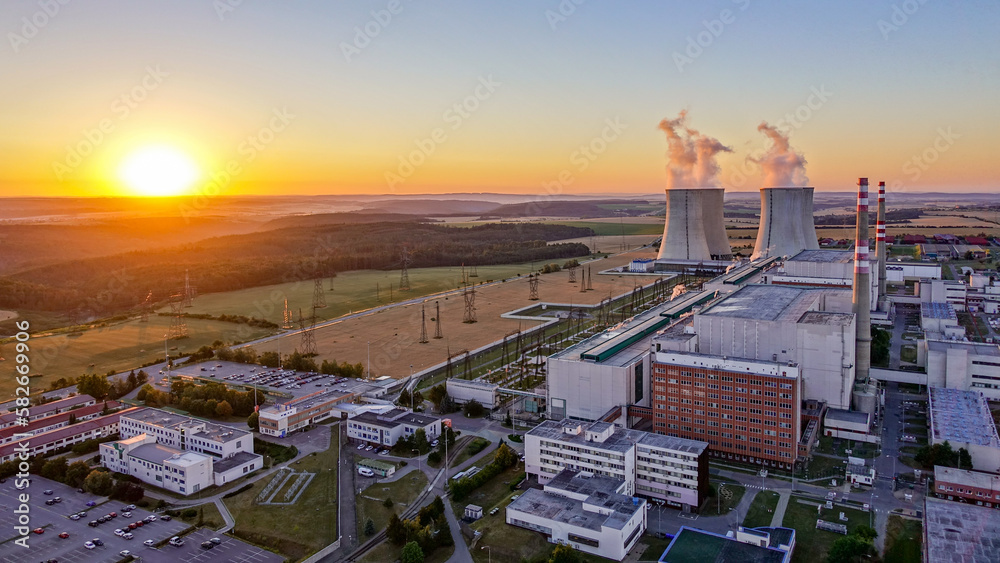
<box><xmin>928</xmin><ymin>387</ymin><xmax>1000</xmax><ymax>473</ymax></box>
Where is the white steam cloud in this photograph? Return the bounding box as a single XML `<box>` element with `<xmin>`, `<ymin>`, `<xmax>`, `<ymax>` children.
<box><xmin>751</xmin><ymin>122</ymin><xmax>808</xmax><ymax>187</ymax></box>
<box><xmin>658</xmin><ymin>111</ymin><xmax>732</xmax><ymax>189</ymax></box>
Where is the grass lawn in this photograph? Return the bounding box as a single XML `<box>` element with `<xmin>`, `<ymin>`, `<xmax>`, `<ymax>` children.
<box><xmin>171</xmin><ymin>502</ymin><xmax>225</xmax><ymax>530</ymax></box>
<box><xmin>0</xmin><ymin>315</ymin><xmax>275</xmax><ymax>401</ymax></box>
<box><xmin>805</xmin><ymin>456</ymin><xmax>847</xmax><ymax>480</ymax></box>
<box><xmin>884</xmin><ymin>515</ymin><xmax>923</xmax><ymax>563</ymax></box>
<box><xmin>900</xmin><ymin>344</ymin><xmax>918</xmax><ymax>364</ymax></box>
<box><xmin>700</xmin><ymin>483</ymin><xmax>746</xmax><ymax>517</ymax></box>
<box><xmin>470</xmin><ymin>518</ymin><xmax>621</xmax><ymax>563</ymax></box>
<box><xmin>359</xmin><ymin>539</ymin><xmax>454</xmax><ymax>563</ymax></box>
<box><xmin>356</xmin><ymin>470</ymin><xmax>429</xmax><ymax>539</ymax></box>
<box><xmin>452</xmin><ymin>437</ymin><xmax>491</xmax><ymax>468</ymax></box>
<box><xmin>449</xmin><ymin>464</ymin><xmax>526</xmax><ymax>518</ymax></box>
<box><xmin>638</xmin><ymin>534</ymin><xmax>674</xmax><ymax>562</ymax></box>
<box><xmin>782</xmin><ymin>497</ymin><xmax>872</xmax><ymax>563</ymax></box>
<box><xmin>742</xmin><ymin>491</ymin><xmax>781</xmax><ymax>528</ymax></box>
<box><xmin>224</xmin><ymin>434</ymin><xmax>339</xmax><ymax>562</ymax></box>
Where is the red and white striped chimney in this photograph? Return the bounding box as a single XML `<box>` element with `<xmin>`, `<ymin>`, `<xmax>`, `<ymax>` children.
<box><xmin>853</xmin><ymin>178</ymin><xmax>871</xmax><ymax>385</ymax></box>
<box><xmin>876</xmin><ymin>181</ymin><xmax>887</xmax><ymax>310</ymax></box>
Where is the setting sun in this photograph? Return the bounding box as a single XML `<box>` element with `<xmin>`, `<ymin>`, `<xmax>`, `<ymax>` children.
<box><xmin>118</xmin><ymin>146</ymin><xmax>200</xmax><ymax>197</ymax></box>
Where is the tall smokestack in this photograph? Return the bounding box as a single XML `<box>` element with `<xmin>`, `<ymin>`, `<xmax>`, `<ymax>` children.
<box><xmin>876</xmin><ymin>181</ymin><xmax>887</xmax><ymax>311</ymax></box>
<box><xmin>853</xmin><ymin>178</ymin><xmax>871</xmax><ymax>384</ymax></box>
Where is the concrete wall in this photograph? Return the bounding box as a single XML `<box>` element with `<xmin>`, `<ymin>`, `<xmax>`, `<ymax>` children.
<box><xmin>547</xmin><ymin>354</ymin><xmax>649</xmax><ymax>421</ymax></box>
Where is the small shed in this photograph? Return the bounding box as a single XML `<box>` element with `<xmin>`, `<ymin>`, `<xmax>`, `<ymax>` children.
<box><xmin>464</xmin><ymin>504</ymin><xmax>483</xmax><ymax>521</ymax></box>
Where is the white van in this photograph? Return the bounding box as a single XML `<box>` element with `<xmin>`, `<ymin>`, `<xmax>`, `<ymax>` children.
<box><xmin>358</xmin><ymin>467</ymin><xmax>374</xmax><ymax>477</ymax></box>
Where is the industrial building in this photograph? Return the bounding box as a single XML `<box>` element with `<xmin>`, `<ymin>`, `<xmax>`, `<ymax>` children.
<box><xmin>258</xmin><ymin>388</ymin><xmax>358</xmax><ymax>437</ymax></box>
<box><xmin>658</xmin><ymin>525</ymin><xmax>796</xmax><ymax>563</ymax></box>
<box><xmin>751</xmin><ymin>186</ymin><xmax>819</xmax><ymax>260</ymax></box>
<box><xmin>0</xmin><ymin>394</ymin><xmax>97</xmax><ymax>429</ymax></box>
<box><xmin>649</xmin><ymin>351</ymin><xmax>802</xmax><ymax>468</ymax></box>
<box><xmin>445</xmin><ymin>378</ymin><xmax>499</xmax><ymax>409</ymax></box>
<box><xmin>923</xmin><ymin>497</ymin><xmax>1000</xmax><ymax>562</ymax></box>
<box><xmin>823</xmin><ymin>408</ymin><xmax>875</xmax><ymax>443</ymax></box>
<box><xmin>0</xmin><ymin>407</ymin><xmax>138</xmax><ymax>463</ymax></box>
<box><xmin>933</xmin><ymin>466</ymin><xmax>1000</xmax><ymax>508</ymax></box>
<box><xmin>505</xmin><ymin>469</ymin><xmax>646</xmax><ymax>561</ymax></box>
<box><xmin>928</xmin><ymin>387</ymin><xmax>1000</xmax><ymax>473</ymax></box>
<box><xmin>547</xmin><ymin>290</ymin><xmax>717</xmax><ymax>423</ymax></box>
<box><xmin>346</xmin><ymin>408</ymin><xmax>442</xmax><ymax>447</ymax></box>
<box><xmin>524</xmin><ymin>419</ymin><xmax>709</xmax><ymax>511</ymax></box>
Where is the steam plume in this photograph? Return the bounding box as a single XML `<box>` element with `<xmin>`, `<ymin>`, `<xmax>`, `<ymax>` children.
<box><xmin>752</xmin><ymin>122</ymin><xmax>808</xmax><ymax>187</ymax></box>
<box><xmin>658</xmin><ymin>111</ymin><xmax>732</xmax><ymax>189</ymax></box>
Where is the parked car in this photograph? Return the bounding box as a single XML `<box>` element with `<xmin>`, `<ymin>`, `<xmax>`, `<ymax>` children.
<box><xmin>356</xmin><ymin>443</ymin><xmax>366</xmax><ymax>450</ymax></box>
<box><xmin>210</xmin><ymin>537</ymin><xmax>222</xmax><ymax>544</ymax></box>
<box><xmin>93</xmin><ymin>538</ymin><xmax>104</xmax><ymax>546</ymax></box>
<box><xmin>69</xmin><ymin>514</ymin><xmax>81</xmax><ymax>521</ymax></box>
<box><xmin>124</xmin><ymin>532</ymin><xmax>134</xmax><ymax>540</ymax></box>
<box><xmin>59</xmin><ymin>532</ymin><xmax>70</xmax><ymax>539</ymax></box>
<box><xmin>33</xmin><ymin>528</ymin><xmax>44</xmax><ymax>534</ymax></box>
<box><xmin>169</xmin><ymin>536</ymin><xmax>184</xmax><ymax>546</ymax></box>
<box><xmin>120</xmin><ymin>550</ymin><xmax>132</xmax><ymax>557</ymax></box>
<box><xmin>43</xmin><ymin>489</ymin><xmax>53</xmax><ymax>495</ymax></box>
<box><xmin>144</xmin><ymin>539</ymin><xmax>155</xmax><ymax>546</ymax></box>
<box><xmin>84</xmin><ymin>541</ymin><xmax>96</xmax><ymax>550</ymax></box>
<box><xmin>201</xmin><ymin>540</ymin><xmax>215</xmax><ymax>549</ymax></box>
<box><xmin>160</xmin><ymin>515</ymin><xmax>172</xmax><ymax>521</ymax></box>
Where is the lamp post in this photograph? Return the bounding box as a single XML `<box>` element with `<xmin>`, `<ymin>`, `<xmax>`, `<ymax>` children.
<box><xmin>481</xmin><ymin>545</ymin><xmax>491</xmax><ymax>563</ymax></box>
<box><xmin>412</xmin><ymin>448</ymin><xmax>420</xmax><ymax>476</ymax></box>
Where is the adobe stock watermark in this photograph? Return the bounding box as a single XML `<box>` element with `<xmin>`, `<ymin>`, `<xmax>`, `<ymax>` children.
<box><xmin>213</xmin><ymin>0</ymin><xmax>245</xmax><ymax>21</ymax></box>
<box><xmin>673</xmin><ymin>0</ymin><xmax>750</xmax><ymax>73</ymax></box>
<box><xmin>878</xmin><ymin>0</ymin><xmax>932</xmax><ymax>41</ymax></box>
<box><xmin>179</xmin><ymin>107</ymin><xmax>295</xmax><ymax>222</ymax></box>
<box><xmin>52</xmin><ymin>65</ymin><xmax>169</xmax><ymax>181</ymax></box>
<box><xmin>341</xmin><ymin>0</ymin><xmax>413</xmax><ymax>62</ymax></box>
<box><xmin>7</xmin><ymin>0</ymin><xmax>72</xmax><ymax>53</ymax></box>
<box><xmin>528</xmin><ymin>117</ymin><xmax>628</xmax><ymax>215</ymax></box>
<box><xmin>385</xmin><ymin>74</ymin><xmax>501</xmax><ymax>191</ymax></box>
<box><xmin>887</xmin><ymin>126</ymin><xmax>960</xmax><ymax>192</ymax></box>
<box><xmin>545</xmin><ymin>0</ymin><xmax>587</xmax><ymax>31</ymax></box>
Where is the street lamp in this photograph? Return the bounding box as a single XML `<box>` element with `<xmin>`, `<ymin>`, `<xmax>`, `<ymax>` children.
<box><xmin>412</xmin><ymin>448</ymin><xmax>420</xmax><ymax>475</ymax></box>
<box><xmin>481</xmin><ymin>545</ymin><xmax>491</xmax><ymax>563</ymax></box>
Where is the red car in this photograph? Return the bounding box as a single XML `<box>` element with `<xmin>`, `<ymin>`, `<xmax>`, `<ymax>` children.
<box><xmin>33</xmin><ymin>528</ymin><xmax>44</xmax><ymax>534</ymax></box>
<box><xmin>135</xmin><ymin>521</ymin><xmax>144</xmax><ymax>527</ymax></box>
<box><xmin>59</xmin><ymin>532</ymin><xmax>69</xmax><ymax>539</ymax></box>
<box><xmin>128</xmin><ymin>523</ymin><xmax>137</xmax><ymax>530</ymax></box>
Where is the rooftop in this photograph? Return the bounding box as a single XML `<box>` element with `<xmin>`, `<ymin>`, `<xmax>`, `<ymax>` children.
<box><xmin>922</xmin><ymin>302</ymin><xmax>958</xmax><ymax>320</ymax></box>
<box><xmin>0</xmin><ymin>394</ymin><xmax>96</xmax><ymax>426</ymax></box>
<box><xmin>213</xmin><ymin>450</ymin><xmax>262</xmax><ymax>473</ymax></box>
<box><xmin>788</xmin><ymin>249</ymin><xmax>854</xmax><ymax>264</ymax></box>
<box><xmin>825</xmin><ymin>408</ymin><xmax>870</xmax><ymax>426</ymax></box>
<box><xmin>123</xmin><ymin>408</ymin><xmax>251</xmax><ymax>444</ymax></box>
<box><xmin>130</xmin><ymin>443</ymin><xmax>186</xmax><ymax>465</ymax></box>
<box><xmin>924</xmin><ymin>497</ymin><xmax>1000</xmax><ymax>563</ymax></box>
<box><xmin>926</xmin><ymin>340</ymin><xmax>1000</xmax><ymax>357</ymax></box>
<box><xmin>928</xmin><ymin>387</ymin><xmax>1000</xmax><ymax>448</ymax></box>
<box><xmin>658</xmin><ymin>526</ymin><xmax>792</xmax><ymax>563</ymax></box>
<box><xmin>798</xmin><ymin>311</ymin><xmax>854</xmax><ymax>326</ymax></box>
<box><xmin>527</xmin><ymin>418</ymin><xmax>707</xmax><ymax>456</ymax></box>
<box><xmin>652</xmin><ymin>351</ymin><xmax>799</xmax><ymax>379</ymax></box>
<box><xmin>933</xmin><ymin>466</ymin><xmax>1000</xmax><ymax>491</ymax></box>
<box><xmin>508</xmin><ymin>470</ymin><xmax>642</xmax><ymax>532</ymax></box>
<box><xmin>698</xmin><ymin>285</ymin><xmax>816</xmax><ymax>322</ymax></box>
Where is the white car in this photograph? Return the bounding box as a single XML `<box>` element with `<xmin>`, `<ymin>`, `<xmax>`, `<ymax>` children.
<box><xmin>114</xmin><ymin>529</ymin><xmax>125</xmax><ymax>536</ymax></box>
<box><xmin>124</xmin><ymin>532</ymin><xmax>134</xmax><ymax>540</ymax></box>
<box><xmin>358</xmin><ymin>467</ymin><xmax>374</xmax><ymax>477</ymax></box>
<box><xmin>120</xmin><ymin>550</ymin><xmax>131</xmax><ymax>557</ymax></box>
<box><xmin>144</xmin><ymin>539</ymin><xmax>155</xmax><ymax>546</ymax></box>
<box><xmin>84</xmin><ymin>541</ymin><xmax>96</xmax><ymax>549</ymax></box>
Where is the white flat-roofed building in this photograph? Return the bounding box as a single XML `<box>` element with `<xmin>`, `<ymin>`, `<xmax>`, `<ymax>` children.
<box><xmin>445</xmin><ymin>378</ymin><xmax>499</xmax><ymax>409</ymax></box>
<box><xmin>0</xmin><ymin>408</ymin><xmax>136</xmax><ymax>463</ymax></box>
<box><xmin>921</xmin><ymin>341</ymin><xmax>1000</xmax><ymax>400</ymax></box>
<box><xmin>119</xmin><ymin>408</ymin><xmax>254</xmax><ymax>460</ymax></box>
<box><xmin>885</xmin><ymin>261</ymin><xmax>941</xmax><ymax>282</ymax></box>
<box><xmin>920</xmin><ymin>302</ymin><xmax>965</xmax><ymax>340</ymax></box>
<box><xmin>506</xmin><ymin>469</ymin><xmax>646</xmax><ymax>561</ymax></box>
<box><xmin>928</xmin><ymin>387</ymin><xmax>1000</xmax><ymax>473</ymax></box>
<box><xmin>525</xmin><ymin>419</ymin><xmax>708</xmax><ymax>511</ymax></box>
<box><xmin>100</xmin><ymin>434</ymin><xmax>213</xmax><ymax>495</ymax></box>
<box><xmin>346</xmin><ymin>408</ymin><xmax>442</xmax><ymax>447</ymax></box>
<box><xmin>823</xmin><ymin>408</ymin><xmax>876</xmax><ymax>444</ymax></box>
<box><xmin>772</xmin><ymin>250</ymin><xmax>879</xmax><ymax>307</ymax></box>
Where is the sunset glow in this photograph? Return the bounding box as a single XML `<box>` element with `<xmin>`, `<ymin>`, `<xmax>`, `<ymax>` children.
<box><xmin>117</xmin><ymin>146</ymin><xmax>200</xmax><ymax>197</ymax></box>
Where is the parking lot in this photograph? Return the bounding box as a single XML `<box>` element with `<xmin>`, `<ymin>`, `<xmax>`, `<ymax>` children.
<box><xmin>140</xmin><ymin>528</ymin><xmax>282</xmax><ymax>563</ymax></box>
<box><xmin>0</xmin><ymin>476</ymin><xmax>186</xmax><ymax>563</ymax></box>
<box><xmin>163</xmin><ymin>361</ymin><xmax>371</xmax><ymax>401</ymax></box>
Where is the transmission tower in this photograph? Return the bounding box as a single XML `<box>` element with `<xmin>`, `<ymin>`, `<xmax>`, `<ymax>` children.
<box><xmin>586</xmin><ymin>266</ymin><xmax>594</xmax><ymax>290</ymax></box>
<box><xmin>470</xmin><ymin>264</ymin><xmax>478</xmax><ymax>278</ymax></box>
<box><xmin>139</xmin><ymin>291</ymin><xmax>152</xmax><ymax>322</ymax></box>
<box><xmin>419</xmin><ymin>302</ymin><xmax>429</xmax><ymax>343</ymax></box>
<box><xmin>182</xmin><ymin>270</ymin><xmax>196</xmax><ymax>308</ymax></box>
<box><xmin>328</xmin><ymin>274</ymin><xmax>335</xmax><ymax>291</ymax></box>
<box><xmin>460</xmin><ymin>264</ymin><xmax>467</xmax><ymax>286</ymax></box>
<box><xmin>166</xmin><ymin>295</ymin><xmax>187</xmax><ymax>339</ymax></box>
<box><xmin>568</xmin><ymin>266</ymin><xmax>577</xmax><ymax>283</ymax></box>
<box><xmin>299</xmin><ymin>308</ymin><xmax>317</xmax><ymax>356</ymax></box>
<box><xmin>445</xmin><ymin>346</ymin><xmax>453</xmax><ymax>379</ymax></box>
<box><xmin>282</xmin><ymin>299</ymin><xmax>292</xmax><ymax>329</ymax></box>
<box><xmin>313</xmin><ymin>279</ymin><xmax>327</xmax><ymax>309</ymax></box>
<box><xmin>399</xmin><ymin>247</ymin><xmax>412</xmax><ymax>291</ymax></box>
<box><xmin>434</xmin><ymin>300</ymin><xmax>443</xmax><ymax>339</ymax></box>
<box><xmin>463</xmin><ymin>286</ymin><xmax>477</xmax><ymax>323</ymax></box>
<box><xmin>528</xmin><ymin>274</ymin><xmax>539</xmax><ymax>300</ymax></box>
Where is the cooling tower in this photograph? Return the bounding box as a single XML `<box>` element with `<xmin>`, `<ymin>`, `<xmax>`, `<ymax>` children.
<box><xmin>657</xmin><ymin>189</ymin><xmax>713</xmax><ymax>261</ymax></box>
<box><xmin>800</xmin><ymin>187</ymin><xmax>820</xmax><ymax>250</ymax></box>
<box><xmin>751</xmin><ymin>187</ymin><xmax>814</xmax><ymax>260</ymax></box>
<box><xmin>701</xmin><ymin>188</ymin><xmax>733</xmax><ymax>260</ymax></box>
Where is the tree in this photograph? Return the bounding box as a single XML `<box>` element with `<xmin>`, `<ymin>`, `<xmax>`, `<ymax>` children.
<box><xmin>826</xmin><ymin>534</ymin><xmax>873</xmax><ymax>563</ymax></box>
<box><xmin>427</xmin><ymin>384</ymin><xmax>447</xmax><ymax>411</ymax></box>
<box><xmin>413</xmin><ymin>428</ymin><xmax>430</xmax><ymax>454</ymax></box>
<box><xmin>41</xmin><ymin>457</ymin><xmax>69</xmax><ymax>482</ymax></box>
<box><xmin>549</xmin><ymin>544</ymin><xmax>583</xmax><ymax>563</ymax></box>
<box><xmin>463</xmin><ymin>399</ymin><xmax>484</xmax><ymax>418</ymax></box>
<box><xmin>387</xmin><ymin>513</ymin><xmax>406</xmax><ymax>545</ymax></box>
<box><xmin>127</xmin><ymin>371</ymin><xmax>139</xmax><ymax>390</ymax></box>
<box><xmin>65</xmin><ymin>461</ymin><xmax>92</xmax><ymax>488</ymax></box>
<box><xmin>411</xmin><ymin>390</ymin><xmax>424</xmax><ymax>406</ymax></box>
<box><xmin>494</xmin><ymin>443</ymin><xmax>518</xmax><ymax>468</ymax></box>
<box><xmin>76</xmin><ymin>373</ymin><xmax>111</xmax><ymax>399</ymax></box>
<box><xmin>398</xmin><ymin>388</ymin><xmax>411</xmax><ymax>408</ymax></box>
<box><xmin>216</xmin><ymin>400</ymin><xmax>234</xmax><ymax>418</ymax></box>
<box><xmin>383</xmin><ymin>497</ymin><xmax>394</xmax><ymax>509</ymax></box>
<box><xmin>504</xmin><ymin>410</ymin><xmax>513</xmax><ymax>427</ymax></box>
<box><xmin>68</xmin><ymin>413</ymin><xmax>77</xmax><ymax>425</ymax></box>
<box><xmin>247</xmin><ymin>411</ymin><xmax>260</xmax><ymax>431</ymax></box>
<box><xmin>958</xmin><ymin>447</ymin><xmax>973</xmax><ymax>469</ymax></box>
<box><xmin>401</xmin><ymin>541</ymin><xmax>424</xmax><ymax>563</ymax></box>
<box><xmin>84</xmin><ymin>469</ymin><xmax>114</xmax><ymax>496</ymax></box>
<box><xmin>364</xmin><ymin>518</ymin><xmax>376</xmax><ymax>536</ymax></box>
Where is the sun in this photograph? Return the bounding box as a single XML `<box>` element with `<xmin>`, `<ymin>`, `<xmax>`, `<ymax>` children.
<box><xmin>118</xmin><ymin>146</ymin><xmax>200</xmax><ymax>196</ymax></box>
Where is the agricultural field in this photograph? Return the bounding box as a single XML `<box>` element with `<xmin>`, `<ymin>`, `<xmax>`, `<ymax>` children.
<box><xmin>1</xmin><ymin>315</ymin><xmax>274</xmax><ymax>402</ymax></box>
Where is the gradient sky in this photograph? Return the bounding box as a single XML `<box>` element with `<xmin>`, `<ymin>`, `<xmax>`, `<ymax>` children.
<box><xmin>1</xmin><ymin>0</ymin><xmax>997</xmax><ymax>197</ymax></box>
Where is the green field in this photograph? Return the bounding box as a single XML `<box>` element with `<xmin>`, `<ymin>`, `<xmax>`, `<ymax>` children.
<box><xmin>884</xmin><ymin>515</ymin><xmax>922</xmax><ymax>563</ymax></box>
<box><xmin>174</xmin><ymin>261</ymin><xmax>562</xmax><ymax>327</ymax></box>
<box><xmin>782</xmin><ymin>498</ymin><xmax>871</xmax><ymax>563</ymax></box>
<box><xmin>1</xmin><ymin>315</ymin><xmax>275</xmax><ymax>402</ymax></box>
<box><xmin>544</xmin><ymin>221</ymin><xmax>663</xmax><ymax>237</ymax></box>
<box><xmin>742</xmin><ymin>491</ymin><xmax>781</xmax><ymax>528</ymax></box>
<box><xmin>171</xmin><ymin>502</ymin><xmax>226</xmax><ymax>530</ymax></box>
<box><xmin>224</xmin><ymin>435</ymin><xmax>338</xmax><ymax>562</ymax></box>
<box><xmin>356</xmin><ymin>470</ymin><xmax>429</xmax><ymax>539</ymax></box>
<box><xmin>700</xmin><ymin>483</ymin><xmax>746</xmax><ymax>517</ymax></box>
